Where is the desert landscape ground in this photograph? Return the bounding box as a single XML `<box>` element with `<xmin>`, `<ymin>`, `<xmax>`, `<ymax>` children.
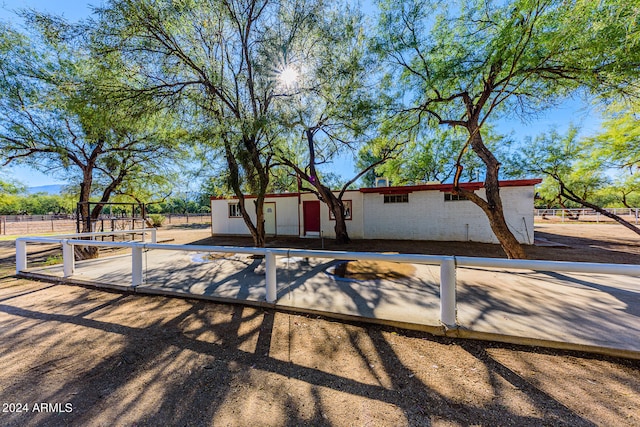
<box><xmin>0</xmin><ymin>222</ymin><xmax>638</xmax><ymax>426</ymax></box>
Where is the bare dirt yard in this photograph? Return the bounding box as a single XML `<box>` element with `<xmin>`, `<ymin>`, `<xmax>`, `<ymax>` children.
<box><xmin>0</xmin><ymin>223</ymin><xmax>639</xmax><ymax>426</ymax></box>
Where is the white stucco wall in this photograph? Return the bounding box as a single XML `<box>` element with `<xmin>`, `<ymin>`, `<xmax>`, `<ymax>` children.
<box><xmin>211</xmin><ymin>184</ymin><xmax>537</xmax><ymax>244</ymax></box>
<box><xmin>211</xmin><ymin>195</ymin><xmax>300</xmax><ymax>236</ymax></box>
<box><xmin>362</xmin><ymin>186</ymin><xmax>535</xmax><ymax>244</ymax></box>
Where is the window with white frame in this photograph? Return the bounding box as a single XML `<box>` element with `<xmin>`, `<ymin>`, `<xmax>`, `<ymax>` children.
<box><xmin>228</xmin><ymin>203</ymin><xmax>242</xmax><ymax>217</ymax></box>
<box><xmin>444</xmin><ymin>192</ymin><xmax>469</xmax><ymax>202</ymax></box>
<box><xmin>383</xmin><ymin>194</ymin><xmax>409</xmax><ymax>203</ymax></box>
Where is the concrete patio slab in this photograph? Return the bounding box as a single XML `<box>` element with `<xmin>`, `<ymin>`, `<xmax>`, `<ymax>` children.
<box><xmin>22</xmin><ymin>247</ymin><xmax>640</xmax><ymax>359</ymax></box>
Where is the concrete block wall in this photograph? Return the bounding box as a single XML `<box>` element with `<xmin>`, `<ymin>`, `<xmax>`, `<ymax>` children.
<box><xmin>362</xmin><ymin>187</ymin><xmax>535</xmax><ymax>244</ymax></box>
<box><xmin>211</xmin><ymin>195</ymin><xmax>300</xmax><ymax>236</ymax></box>
<box><xmin>211</xmin><ymin>185</ymin><xmax>536</xmax><ymax>244</ymax></box>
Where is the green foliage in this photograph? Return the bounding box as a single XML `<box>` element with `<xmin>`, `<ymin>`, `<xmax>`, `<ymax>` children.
<box><xmin>273</xmin><ymin>2</ymin><xmax>397</xmax><ymax>194</ymax></box>
<box><xmin>0</xmin><ymin>194</ymin><xmax>19</xmax><ymax>215</ymax></box>
<box><xmin>147</xmin><ymin>214</ymin><xmax>166</xmax><ymax>227</ymax></box>
<box><xmin>42</xmin><ymin>255</ymin><xmax>63</xmax><ymax>266</ymax></box>
<box><xmin>0</xmin><ymin>178</ymin><xmax>26</xmax><ymax>195</ymax></box>
<box><xmin>374</xmin><ymin>0</ymin><xmax>640</xmax><ymax>177</ymax></box>
<box><xmin>377</xmin><ymin>0</ymin><xmax>640</xmax><ymax>117</ymax></box>
<box><xmin>0</xmin><ymin>14</ymin><xmax>188</xmax><ymax>224</ymax></box>
<box><xmin>588</xmin><ymin>101</ymin><xmax>640</xmax><ymax>170</ymax></box>
<box><xmin>360</xmin><ymin>126</ymin><xmax>515</xmax><ymax>186</ymax></box>
<box><xmin>93</xmin><ymin>0</ymin><xmax>321</xmax><ymax>244</ymax></box>
<box><xmin>0</xmin><ymin>192</ymin><xmax>75</xmax><ymax>215</ymax></box>
<box><xmin>515</xmin><ymin>126</ymin><xmax>640</xmax><ymax>209</ymax></box>
<box><xmin>373</xmin><ymin>0</ymin><xmax>640</xmax><ymax>255</ymax></box>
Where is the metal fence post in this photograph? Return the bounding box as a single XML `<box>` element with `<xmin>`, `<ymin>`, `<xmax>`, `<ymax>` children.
<box><xmin>62</xmin><ymin>240</ymin><xmax>75</xmax><ymax>277</ymax></box>
<box><xmin>132</xmin><ymin>245</ymin><xmax>143</xmax><ymax>287</ymax></box>
<box><xmin>15</xmin><ymin>239</ymin><xmax>26</xmax><ymax>274</ymax></box>
<box><xmin>265</xmin><ymin>251</ymin><xmax>277</xmax><ymax>303</ymax></box>
<box><xmin>440</xmin><ymin>257</ymin><xmax>457</xmax><ymax>327</ymax></box>
<box><xmin>151</xmin><ymin>228</ymin><xmax>157</xmax><ymax>243</ymax></box>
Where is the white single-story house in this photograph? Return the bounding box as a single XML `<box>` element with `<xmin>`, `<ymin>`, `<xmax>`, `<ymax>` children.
<box><xmin>210</xmin><ymin>179</ymin><xmax>542</xmax><ymax>244</ymax></box>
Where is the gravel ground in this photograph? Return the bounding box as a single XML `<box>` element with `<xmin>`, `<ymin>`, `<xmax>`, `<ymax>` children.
<box><xmin>0</xmin><ymin>223</ymin><xmax>638</xmax><ymax>426</ymax></box>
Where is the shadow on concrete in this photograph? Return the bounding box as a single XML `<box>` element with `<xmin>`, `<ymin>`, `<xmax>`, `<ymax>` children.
<box><xmin>0</xmin><ymin>283</ymin><xmax>610</xmax><ymax>426</ymax></box>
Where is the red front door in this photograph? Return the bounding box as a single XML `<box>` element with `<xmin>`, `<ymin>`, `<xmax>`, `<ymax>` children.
<box><xmin>303</xmin><ymin>200</ymin><xmax>321</xmax><ymax>234</ymax></box>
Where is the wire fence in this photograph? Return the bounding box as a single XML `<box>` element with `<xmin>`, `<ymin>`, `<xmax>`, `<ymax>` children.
<box><xmin>534</xmin><ymin>208</ymin><xmax>640</xmax><ymax>224</ymax></box>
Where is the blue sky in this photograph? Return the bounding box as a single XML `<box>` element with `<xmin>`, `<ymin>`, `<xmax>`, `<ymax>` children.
<box><xmin>0</xmin><ymin>0</ymin><xmax>603</xmax><ymax>188</ymax></box>
<box><xmin>0</xmin><ymin>0</ymin><xmax>98</xmax><ymax>22</ymax></box>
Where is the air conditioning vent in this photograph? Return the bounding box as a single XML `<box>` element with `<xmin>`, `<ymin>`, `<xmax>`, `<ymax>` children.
<box><xmin>375</xmin><ymin>177</ymin><xmax>389</xmax><ymax>188</ymax></box>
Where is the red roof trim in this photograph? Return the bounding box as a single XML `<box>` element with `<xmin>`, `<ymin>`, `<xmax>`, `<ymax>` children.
<box><xmin>211</xmin><ymin>192</ymin><xmax>300</xmax><ymax>201</ymax></box>
<box><xmin>496</xmin><ymin>178</ymin><xmax>543</xmax><ymax>187</ymax></box>
<box><xmin>359</xmin><ymin>179</ymin><xmax>542</xmax><ymax>194</ymax></box>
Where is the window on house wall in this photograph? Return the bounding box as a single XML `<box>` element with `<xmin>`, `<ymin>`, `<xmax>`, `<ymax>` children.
<box><xmin>383</xmin><ymin>194</ymin><xmax>409</xmax><ymax>203</ymax></box>
<box><xmin>228</xmin><ymin>203</ymin><xmax>242</xmax><ymax>217</ymax></box>
<box><xmin>329</xmin><ymin>200</ymin><xmax>352</xmax><ymax>220</ymax></box>
<box><xmin>444</xmin><ymin>192</ymin><xmax>469</xmax><ymax>202</ymax></box>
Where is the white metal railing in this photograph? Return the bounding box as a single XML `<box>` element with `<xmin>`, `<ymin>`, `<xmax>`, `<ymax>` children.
<box><xmin>535</xmin><ymin>208</ymin><xmax>640</xmax><ymax>224</ymax></box>
<box><xmin>15</xmin><ymin>229</ymin><xmax>157</xmax><ymax>276</ymax></box>
<box><xmin>14</xmin><ymin>229</ymin><xmax>640</xmax><ymax>328</ymax></box>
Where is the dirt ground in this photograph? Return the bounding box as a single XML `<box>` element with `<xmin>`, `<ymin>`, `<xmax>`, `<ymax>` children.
<box><xmin>0</xmin><ymin>223</ymin><xmax>639</xmax><ymax>426</ymax></box>
<box><xmin>175</xmin><ymin>222</ymin><xmax>640</xmax><ymax>265</ymax></box>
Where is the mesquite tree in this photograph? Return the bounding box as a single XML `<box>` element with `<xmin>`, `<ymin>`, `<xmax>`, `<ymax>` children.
<box><xmin>518</xmin><ymin>127</ymin><xmax>640</xmax><ymax>236</ymax></box>
<box><xmin>96</xmin><ymin>0</ymin><xmax>324</xmax><ymax>247</ymax></box>
<box><xmin>0</xmin><ymin>17</ymin><xmax>183</xmax><ymax>258</ymax></box>
<box><xmin>375</xmin><ymin>0</ymin><xmax>640</xmax><ymax>258</ymax></box>
<box><xmin>274</xmin><ymin>4</ymin><xmax>400</xmax><ymax>244</ymax></box>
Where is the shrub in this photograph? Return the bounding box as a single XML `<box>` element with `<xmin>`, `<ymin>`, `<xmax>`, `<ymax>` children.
<box><xmin>147</xmin><ymin>214</ymin><xmax>166</xmax><ymax>227</ymax></box>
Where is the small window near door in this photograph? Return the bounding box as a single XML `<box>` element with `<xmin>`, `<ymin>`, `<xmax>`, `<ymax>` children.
<box><xmin>444</xmin><ymin>193</ymin><xmax>469</xmax><ymax>202</ymax></box>
<box><xmin>329</xmin><ymin>200</ymin><xmax>352</xmax><ymax>220</ymax></box>
<box><xmin>228</xmin><ymin>203</ymin><xmax>242</xmax><ymax>217</ymax></box>
<box><xmin>384</xmin><ymin>194</ymin><xmax>409</xmax><ymax>203</ymax></box>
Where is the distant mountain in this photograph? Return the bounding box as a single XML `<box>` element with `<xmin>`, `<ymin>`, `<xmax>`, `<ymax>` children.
<box><xmin>27</xmin><ymin>185</ymin><xmax>63</xmax><ymax>195</ymax></box>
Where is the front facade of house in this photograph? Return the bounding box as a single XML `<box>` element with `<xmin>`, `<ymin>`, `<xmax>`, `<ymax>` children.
<box><xmin>210</xmin><ymin>179</ymin><xmax>541</xmax><ymax>244</ymax></box>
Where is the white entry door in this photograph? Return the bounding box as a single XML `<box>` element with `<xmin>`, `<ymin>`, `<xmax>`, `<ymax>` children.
<box><xmin>264</xmin><ymin>202</ymin><xmax>276</xmax><ymax>236</ymax></box>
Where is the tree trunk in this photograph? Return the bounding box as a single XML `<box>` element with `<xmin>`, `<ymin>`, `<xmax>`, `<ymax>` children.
<box><xmin>223</xmin><ymin>139</ymin><xmax>267</xmax><ymax>248</ymax></box>
<box><xmin>76</xmin><ymin>170</ymin><xmax>100</xmax><ymax>260</ymax></box>
<box><xmin>562</xmin><ymin>187</ymin><xmax>640</xmax><ymax>236</ymax></box>
<box><xmin>461</xmin><ymin>124</ymin><xmax>527</xmax><ymax>259</ymax></box>
<box><xmin>315</xmin><ymin>182</ymin><xmax>350</xmax><ymax>244</ymax></box>
<box><xmin>327</xmin><ymin>192</ymin><xmax>350</xmax><ymax>244</ymax></box>
<box><xmin>253</xmin><ymin>196</ymin><xmax>266</xmax><ymax>248</ymax></box>
<box><xmin>333</xmin><ymin>208</ymin><xmax>350</xmax><ymax>245</ymax></box>
<box><xmin>482</xmin><ymin>169</ymin><xmax>527</xmax><ymax>259</ymax></box>
<box><xmin>304</xmin><ymin>129</ymin><xmax>351</xmax><ymax>244</ymax></box>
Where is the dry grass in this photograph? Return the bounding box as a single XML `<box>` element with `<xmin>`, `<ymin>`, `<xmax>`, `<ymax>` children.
<box><xmin>339</xmin><ymin>260</ymin><xmax>417</xmax><ymax>281</ymax></box>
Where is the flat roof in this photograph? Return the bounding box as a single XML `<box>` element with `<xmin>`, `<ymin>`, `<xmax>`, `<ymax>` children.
<box><xmin>358</xmin><ymin>179</ymin><xmax>542</xmax><ymax>194</ymax></box>
<box><xmin>211</xmin><ymin>179</ymin><xmax>542</xmax><ymax>200</ymax></box>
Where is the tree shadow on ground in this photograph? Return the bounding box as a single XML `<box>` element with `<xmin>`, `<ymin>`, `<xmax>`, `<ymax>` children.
<box><xmin>539</xmin><ymin>271</ymin><xmax>640</xmax><ymax>316</ymax></box>
<box><xmin>0</xmin><ymin>282</ymin><xmax>624</xmax><ymax>426</ymax></box>
<box><xmin>456</xmin><ymin>270</ymin><xmax>640</xmax><ymax>350</ymax></box>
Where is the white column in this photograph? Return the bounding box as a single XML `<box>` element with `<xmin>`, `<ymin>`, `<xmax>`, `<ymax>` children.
<box><xmin>15</xmin><ymin>239</ymin><xmax>27</xmax><ymax>274</ymax></box>
<box><xmin>440</xmin><ymin>257</ymin><xmax>457</xmax><ymax>327</ymax></box>
<box><xmin>62</xmin><ymin>240</ymin><xmax>75</xmax><ymax>277</ymax></box>
<box><xmin>265</xmin><ymin>251</ymin><xmax>277</xmax><ymax>303</ymax></box>
<box><xmin>132</xmin><ymin>246</ymin><xmax>143</xmax><ymax>287</ymax></box>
